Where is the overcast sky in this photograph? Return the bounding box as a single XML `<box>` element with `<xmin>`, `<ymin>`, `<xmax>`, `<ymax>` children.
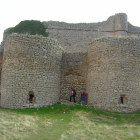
<box><xmin>1</xmin><ymin>0</ymin><xmax>140</xmax><ymax>44</ymax></box>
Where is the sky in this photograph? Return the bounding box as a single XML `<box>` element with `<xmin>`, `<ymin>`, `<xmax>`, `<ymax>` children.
<box><xmin>1</xmin><ymin>0</ymin><xmax>140</xmax><ymax>44</ymax></box>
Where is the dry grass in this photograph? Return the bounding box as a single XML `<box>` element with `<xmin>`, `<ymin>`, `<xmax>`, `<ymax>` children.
<box><xmin>60</xmin><ymin>111</ymin><xmax>140</xmax><ymax>140</ymax></box>
<box><xmin>0</xmin><ymin>104</ymin><xmax>140</xmax><ymax>140</ymax></box>
<box><xmin>0</xmin><ymin>110</ymin><xmax>38</xmax><ymax>140</ymax></box>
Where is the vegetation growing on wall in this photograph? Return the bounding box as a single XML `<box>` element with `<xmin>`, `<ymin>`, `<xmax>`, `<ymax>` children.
<box><xmin>9</xmin><ymin>20</ymin><xmax>49</xmax><ymax>37</ymax></box>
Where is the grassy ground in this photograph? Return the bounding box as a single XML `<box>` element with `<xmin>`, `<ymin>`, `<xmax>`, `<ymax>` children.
<box><xmin>0</xmin><ymin>104</ymin><xmax>140</xmax><ymax>140</ymax></box>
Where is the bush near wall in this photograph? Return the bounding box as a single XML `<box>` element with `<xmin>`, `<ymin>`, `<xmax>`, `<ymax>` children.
<box><xmin>9</xmin><ymin>20</ymin><xmax>49</xmax><ymax>37</ymax></box>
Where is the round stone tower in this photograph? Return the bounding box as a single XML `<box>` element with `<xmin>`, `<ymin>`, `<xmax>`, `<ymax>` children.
<box><xmin>1</xmin><ymin>34</ymin><xmax>63</xmax><ymax>109</ymax></box>
<box><xmin>87</xmin><ymin>37</ymin><xmax>140</xmax><ymax>112</ymax></box>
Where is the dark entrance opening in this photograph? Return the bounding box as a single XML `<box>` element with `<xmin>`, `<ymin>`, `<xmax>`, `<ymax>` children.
<box><xmin>121</xmin><ymin>96</ymin><xmax>123</xmax><ymax>104</ymax></box>
<box><xmin>29</xmin><ymin>94</ymin><xmax>34</xmax><ymax>103</ymax></box>
<box><xmin>118</xmin><ymin>95</ymin><xmax>127</xmax><ymax>105</ymax></box>
<box><xmin>120</xmin><ymin>95</ymin><xmax>126</xmax><ymax>104</ymax></box>
<box><xmin>28</xmin><ymin>91</ymin><xmax>35</xmax><ymax>103</ymax></box>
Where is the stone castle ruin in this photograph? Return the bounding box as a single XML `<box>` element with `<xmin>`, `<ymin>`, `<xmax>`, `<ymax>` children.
<box><xmin>0</xmin><ymin>13</ymin><xmax>140</xmax><ymax>112</ymax></box>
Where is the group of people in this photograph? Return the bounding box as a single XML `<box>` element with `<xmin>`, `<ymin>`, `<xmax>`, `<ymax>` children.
<box><xmin>69</xmin><ymin>88</ymin><xmax>88</xmax><ymax>104</ymax></box>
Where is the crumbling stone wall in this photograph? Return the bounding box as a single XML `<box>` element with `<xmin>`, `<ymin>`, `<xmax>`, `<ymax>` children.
<box><xmin>127</xmin><ymin>23</ymin><xmax>140</xmax><ymax>38</ymax></box>
<box><xmin>44</xmin><ymin>13</ymin><xmax>128</xmax><ymax>32</ymax></box>
<box><xmin>128</xmin><ymin>22</ymin><xmax>140</xmax><ymax>33</ymax></box>
<box><xmin>45</xmin><ymin>14</ymin><xmax>127</xmax><ymax>53</ymax></box>
<box><xmin>1</xmin><ymin>34</ymin><xmax>63</xmax><ymax>109</ymax></box>
<box><xmin>44</xmin><ymin>13</ymin><xmax>140</xmax><ymax>53</ymax></box>
<box><xmin>87</xmin><ymin>37</ymin><xmax>140</xmax><ymax>112</ymax></box>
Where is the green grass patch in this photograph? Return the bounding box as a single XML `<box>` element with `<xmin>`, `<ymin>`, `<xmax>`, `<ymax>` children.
<box><xmin>0</xmin><ymin>104</ymin><xmax>140</xmax><ymax>140</ymax></box>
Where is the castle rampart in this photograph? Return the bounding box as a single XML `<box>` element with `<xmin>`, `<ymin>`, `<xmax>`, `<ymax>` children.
<box><xmin>1</xmin><ymin>13</ymin><xmax>140</xmax><ymax>112</ymax></box>
<box><xmin>43</xmin><ymin>13</ymin><xmax>140</xmax><ymax>54</ymax></box>
<box><xmin>43</xmin><ymin>13</ymin><xmax>128</xmax><ymax>32</ymax></box>
<box><xmin>1</xmin><ymin>34</ymin><xmax>63</xmax><ymax>109</ymax></box>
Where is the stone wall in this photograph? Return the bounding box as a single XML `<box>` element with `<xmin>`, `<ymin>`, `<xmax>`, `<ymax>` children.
<box><xmin>1</xmin><ymin>13</ymin><xmax>140</xmax><ymax>111</ymax></box>
<box><xmin>1</xmin><ymin>34</ymin><xmax>63</xmax><ymax>109</ymax></box>
<box><xmin>44</xmin><ymin>13</ymin><xmax>128</xmax><ymax>32</ymax></box>
<box><xmin>127</xmin><ymin>23</ymin><xmax>140</xmax><ymax>38</ymax></box>
<box><xmin>44</xmin><ymin>13</ymin><xmax>140</xmax><ymax>52</ymax></box>
<box><xmin>46</xmin><ymin>29</ymin><xmax>107</xmax><ymax>52</ymax></box>
<box><xmin>128</xmin><ymin>22</ymin><xmax>140</xmax><ymax>33</ymax></box>
<box><xmin>0</xmin><ymin>42</ymin><xmax>4</xmax><ymax>106</ymax></box>
<box><xmin>87</xmin><ymin>37</ymin><xmax>140</xmax><ymax>112</ymax></box>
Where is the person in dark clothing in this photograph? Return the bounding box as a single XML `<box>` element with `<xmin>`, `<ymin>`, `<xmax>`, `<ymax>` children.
<box><xmin>69</xmin><ymin>88</ymin><xmax>76</xmax><ymax>103</ymax></box>
<box><xmin>78</xmin><ymin>92</ymin><xmax>88</xmax><ymax>104</ymax></box>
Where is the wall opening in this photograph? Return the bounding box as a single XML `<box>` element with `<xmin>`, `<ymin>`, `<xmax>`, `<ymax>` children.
<box><xmin>28</xmin><ymin>91</ymin><xmax>35</xmax><ymax>104</ymax></box>
<box><xmin>118</xmin><ymin>95</ymin><xmax>127</xmax><ymax>104</ymax></box>
<box><xmin>29</xmin><ymin>94</ymin><xmax>34</xmax><ymax>103</ymax></box>
<box><xmin>121</xmin><ymin>96</ymin><xmax>124</xmax><ymax>104</ymax></box>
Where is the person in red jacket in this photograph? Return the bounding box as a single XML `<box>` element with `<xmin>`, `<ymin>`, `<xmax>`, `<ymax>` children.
<box><xmin>69</xmin><ymin>88</ymin><xmax>76</xmax><ymax>103</ymax></box>
<box><xmin>78</xmin><ymin>92</ymin><xmax>88</xmax><ymax>104</ymax></box>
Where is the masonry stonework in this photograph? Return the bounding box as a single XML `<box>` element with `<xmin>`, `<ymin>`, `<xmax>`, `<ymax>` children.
<box><xmin>1</xmin><ymin>34</ymin><xmax>62</xmax><ymax>109</ymax></box>
<box><xmin>60</xmin><ymin>52</ymin><xmax>87</xmax><ymax>101</ymax></box>
<box><xmin>0</xmin><ymin>13</ymin><xmax>140</xmax><ymax>112</ymax></box>
<box><xmin>87</xmin><ymin>37</ymin><xmax>140</xmax><ymax>112</ymax></box>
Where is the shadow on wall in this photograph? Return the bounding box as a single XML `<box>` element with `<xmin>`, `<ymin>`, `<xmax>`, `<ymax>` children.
<box><xmin>60</xmin><ymin>52</ymin><xmax>87</xmax><ymax>102</ymax></box>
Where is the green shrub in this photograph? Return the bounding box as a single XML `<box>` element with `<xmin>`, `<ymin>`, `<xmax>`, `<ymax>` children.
<box><xmin>9</xmin><ymin>20</ymin><xmax>49</xmax><ymax>37</ymax></box>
